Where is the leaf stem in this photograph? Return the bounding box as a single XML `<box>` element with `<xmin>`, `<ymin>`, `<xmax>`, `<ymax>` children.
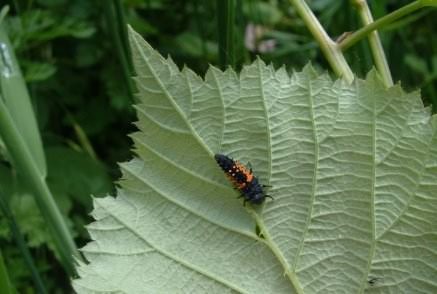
<box><xmin>352</xmin><ymin>0</ymin><xmax>393</xmax><ymax>87</ymax></box>
<box><xmin>250</xmin><ymin>209</ymin><xmax>304</xmax><ymax>294</ymax></box>
<box><xmin>339</xmin><ymin>0</ymin><xmax>432</xmax><ymax>51</ymax></box>
<box><xmin>289</xmin><ymin>0</ymin><xmax>354</xmax><ymax>83</ymax></box>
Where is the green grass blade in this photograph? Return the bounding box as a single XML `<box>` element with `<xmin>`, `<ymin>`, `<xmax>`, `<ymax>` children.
<box><xmin>0</xmin><ymin>23</ymin><xmax>46</xmax><ymax>177</ymax></box>
<box><xmin>216</xmin><ymin>0</ymin><xmax>235</xmax><ymax>69</ymax></box>
<box><xmin>103</xmin><ymin>1</ymin><xmax>135</xmax><ymax>102</ymax></box>
<box><xmin>113</xmin><ymin>0</ymin><xmax>133</xmax><ymax>69</ymax></box>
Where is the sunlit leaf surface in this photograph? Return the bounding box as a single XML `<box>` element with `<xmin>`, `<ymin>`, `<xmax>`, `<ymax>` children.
<box><xmin>73</xmin><ymin>27</ymin><xmax>437</xmax><ymax>294</ymax></box>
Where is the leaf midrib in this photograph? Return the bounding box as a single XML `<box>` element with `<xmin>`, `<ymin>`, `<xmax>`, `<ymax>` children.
<box><xmin>252</xmin><ymin>60</ymin><xmax>304</xmax><ymax>294</ymax></box>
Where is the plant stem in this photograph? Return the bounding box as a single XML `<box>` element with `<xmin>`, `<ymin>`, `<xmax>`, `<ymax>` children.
<box><xmin>0</xmin><ymin>97</ymin><xmax>81</xmax><ymax>276</ymax></box>
<box><xmin>339</xmin><ymin>0</ymin><xmax>430</xmax><ymax>51</ymax></box>
<box><xmin>289</xmin><ymin>0</ymin><xmax>354</xmax><ymax>83</ymax></box>
<box><xmin>0</xmin><ymin>193</ymin><xmax>48</xmax><ymax>294</ymax></box>
<box><xmin>216</xmin><ymin>0</ymin><xmax>235</xmax><ymax>69</ymax></box>
<box><xmin>113</xmin><ymin>0</ymin><xmax>132</xmax><ymax>69</ymax></box>
<box><xmin>353</xmin><ymin>0</ymin><xmax>393</xmax><ymax>87</ymax></box>
<box><xmin>103</xmin><ymin>1</ymin><xmax>135</xmax><ymax>102</ymax></box>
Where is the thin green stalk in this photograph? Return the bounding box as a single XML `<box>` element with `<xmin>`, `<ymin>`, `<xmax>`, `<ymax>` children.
<box><xmin>73</xmin><ymin>122</ymin><xmax>98</xmax><ymax>160</ymax></box>
<box><xmin>103</xmin><ymin>1</ymin><xmax>135</xmax><ymax>102</ymax></box>
<box><xmin>216</xmin><ymin>0</ymin><xmax>235</xmax><ymax>69</ymax></box>
<box><xmin>353</xmin><ymin>0</ymin><xmax>393</xmax><ymax>87</ymax></box>
<box><xmin>339</xmin><ymin>0</ymin><xmax>434</xmax><ymax>51</ymax></box>
<box><xmin>0</xmin><ymin>97</ymin><xmax>81</xmax><ymax>276</ymax></box>
<box><xmin>0</xmin><ymin>25</ymin><xmax>46</xmax><ymax>177</ymax></box>
<box><xmin>289</xmin><ymin>0</ymin><xmax>354</xmax><ymax>82</ymax></box>
<box><xmin>61</xmin><ymin>105</ymin><xmax>98</xmax><ymax>160</ymax></box>
<box><xmin>113</xmin><ymin>0</ymin><xmax>133</xmax><ymax>73</ymax></box>
<box><xmin>0</xmin><ymin>193</ymin><xmax>48</xmax><ymax>294</ymax></box>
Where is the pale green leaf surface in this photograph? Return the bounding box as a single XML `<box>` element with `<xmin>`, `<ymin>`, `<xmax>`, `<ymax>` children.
<box><xmin>0</xmin><ymin>25</ymin><xmax>46</xmax><ymax>177</ymax></box>
<box><xmin>73</xmin><ymin>27</ymin><xmax>437</xmax><ymax>293</ymax></box>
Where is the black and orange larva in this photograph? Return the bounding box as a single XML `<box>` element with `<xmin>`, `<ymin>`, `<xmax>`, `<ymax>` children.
<box><xmin>214</xmin><ymin>154</ymin><xmax>273</xmax><ymax>205</ymax></box>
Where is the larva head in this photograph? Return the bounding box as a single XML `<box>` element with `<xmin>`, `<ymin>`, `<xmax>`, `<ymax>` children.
<box><xmin>214</xmin><ymin>154</ymin><xmax>234</xmax><ymax>171</ymax></box>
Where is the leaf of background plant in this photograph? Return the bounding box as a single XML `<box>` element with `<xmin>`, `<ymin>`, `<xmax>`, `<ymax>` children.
<box><xmin>7</xmin><ymin>193</ymin><xmax>74</xmax><ymax>249</ymax></box>
<box><xmin>46</xmin><ymin>146</ymin><xmax>112</xmax><ymax>207</ymax></box>
<box><xmin>21</xmin><ymin>60</ymin><xmax>56</xmax><ymax>82</ymax></box>
<box><xmin>0</xmin><ymin>182</ymin><xmax>75</xmax><ymax>251</ymax></box>
<box><xmin>73</xmin><ymin>27</ymin><xmax>437</xmax><ymax>293</ymax></box>
<box><xmin>244</xmin><ymin>1</ymin><xmax>283</xmax><ymax>26</ymax></box>
<box><xmin>0</xmin><ymin>25</ymin><xmax>46</xmax><ymax>177</ymax></box>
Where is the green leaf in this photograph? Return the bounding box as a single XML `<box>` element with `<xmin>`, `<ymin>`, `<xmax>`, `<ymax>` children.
<box><xmin>46</xmin><ymin>146</ymin><xmax>112</xmax><ymax>207</ymax></box>
<box><xmin>1</xmin><ymin>191</ymin><xmax>74</xmax><ymax>250</ymax></box>
<box><xmin>73</xmin><ymin>27</ymin><xmax>437</xmax><ymax>293</ymax></box>
<box><xmin>0</xmin><ymin>25</ymin><xmax>46</xmax><ymax>177</ymax></box>
<box><xmin>21</xmin><ymin>61</ymin><xmax>56</xmax><ymax>82</ymax></box>
<box><xmin>244</xmin><ymin>1</ymin><xmax>283</xmax><ymax>25</ymax></box>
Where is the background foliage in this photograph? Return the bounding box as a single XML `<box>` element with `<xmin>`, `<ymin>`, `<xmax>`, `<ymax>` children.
<box><xmin>0</xmin><ymin>0</ymin><xmax>436</xmax><ymax>292</ymax></box>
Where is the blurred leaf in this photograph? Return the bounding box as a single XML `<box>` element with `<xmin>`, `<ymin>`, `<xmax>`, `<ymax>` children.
<box><xmin>46</xmin><ymin>146</ymin><xmax>112</xmax><ymax>207</ymax></box>
<box><xmin>0</xmin><ymin>190</ymin><xmax>73</xmax><ymax>253</ymax></box>
<box><xmin>36</xmin><ymin>0</ymin><xmax>68</xmax><ymax>7</ymax></box>
<box><xmin>0</xmin><ymin>247</ymin><xmax>30</xmax><ymax>293</ymax></box>
<box><xmin>68</xmin><ymin>22</ymin><xmax>96</xmax><ymax>39</ymax></box>
<box><xmin>126</xmin><ymin>11</ymin><xmax>158</xmax><ymax>35</ymax></box>
<box><xmin>174</xmin><ymin>32</ymin><xmax>217</xmax><ymax>59</ymax></box>
<box><xmin>0</xmin><ymin>25</ymin><xmax>47</xmax><ymax>177</ymax></box>
<box><xmin>311</xmin><ymin>0</ymin><xmax>342</xmax><ymax>24</ymax></box>
<box><xmin>22</xmin><ymin>61</ymin><xmax>56</xmax><ymax>82</ymax></box>
<box><xmin>74</xmin><ymin>42</ymin><xmax>103</xmax><ymax>67</ymax></box>
<box><xmin>244</xmin><ymin>1</ymin><xmax>283</xmax><ymax>25</ymax></box>
<box><xmin>5</xmin><ymin>10</ymin><xmax>95</xmax><ymax>47</ymax></box>
<box><xmin>10</xmin><ymin>194</ymin><xmax>55</xmax><ymax>247</ymax></box>
<box><xmin>405</xmin><ymin>54</ymin><xmax>428</xmax><ymax>75</ymax></box>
